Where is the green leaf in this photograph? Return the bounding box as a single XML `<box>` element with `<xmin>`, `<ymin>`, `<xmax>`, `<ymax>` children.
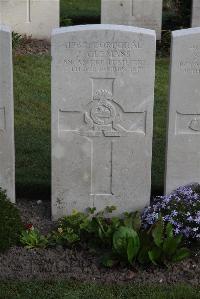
<box><xmin>172</xmin><ymin>248</ymin><xmax>190</xmax><ymax>262</ymax></box>
<box><xmin>163</xmin><ymin>235</ymin><xmax>182</xmax><ymax>256</ymax></box>
<box><xmin>127</xmin><ymin>237</ymin><xmax>140</xmax><ymax>264</ymax></box>
<box><xmin>148</xmin><ymin>247</ymin><xmax>162</xmax><ymax>265</ymax></box>
<box><xmin>137</xmin><ymin>246</ymin><xmax>150</xmax><ymax>264</ymax></box>
<box><xmin>166</xmin><ymin>223</ymin><xmax>174</xmax><ymax>238</ymax></box>
<box><xmin>124</xmin><ymin>211</ymin><xmax>142</xmax><ymax>231</ymax></box>
<box><xmin>113</xmin><ymin>226</ymin><xmax>140</xmax><ymax>263</ymax></box>
<box><xmin>132</xmin><ymin>211</ymin><xmax>142</xmax><ymax>231</ymax></box>
<box><xmin>101</xmin><ymin>254</ymin><xmax>117</xmax><ymax>268</ymax></box>
<box><xmin>105</xmin><ymin>206</ymin><xmax>117</xmax><ymax>213</ymax></box>
<box><xmin>152</xmin><ymin>218</ymin><xmax>164</xmax><ymax>248</ymax></box>
<box><xmin>87</xmin><ymin>207</ymin><xmax>96</xmax><ymax>215</ymax></box>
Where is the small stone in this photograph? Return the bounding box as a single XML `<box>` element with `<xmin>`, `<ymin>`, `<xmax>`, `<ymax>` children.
<box><xmin>37</xmin><ymin>200</ymin><xmax>42</xmax><ymax>205</ymax></box>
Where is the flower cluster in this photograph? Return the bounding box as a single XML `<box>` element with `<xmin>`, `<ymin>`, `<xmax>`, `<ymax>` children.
<box><xmin>142</xmin><ymin>183</ymin><xmax>200</xmax><ymax>241</ymax></box>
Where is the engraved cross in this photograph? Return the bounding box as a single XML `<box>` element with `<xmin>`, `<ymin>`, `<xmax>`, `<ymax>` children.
<box><xmin>59</xmin><ymin>78</ymin><xmax>146</xmax><ymax>198</ymax></box>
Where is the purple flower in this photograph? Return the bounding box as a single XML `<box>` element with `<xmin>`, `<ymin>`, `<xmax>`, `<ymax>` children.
<box><xmin>141</xmin><ymin>183</ymin><xmax>200</xmax><ymax>241</ymax></box>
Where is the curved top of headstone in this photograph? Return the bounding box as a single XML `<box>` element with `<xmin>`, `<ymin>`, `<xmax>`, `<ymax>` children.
<box><xmin>52</xmin><ymin>24</ymin><xmax>156</xmax><ymax>37</ymax></box>
<box><xmin>0</xmin><ymin>25</ymin><xmax>11</xmax><ymax>33</ymax></box>
<box><xmin>172</xmin><ymin>27</ymin><xmax>200</xmax><ymax>38</ymax></box>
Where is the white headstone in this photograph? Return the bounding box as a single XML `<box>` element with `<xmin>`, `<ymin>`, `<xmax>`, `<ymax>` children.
<box><xmin>192</xmin><ymin>0</ymin><xmax>200</xmax><ymax>28</ymax></box>
<box><xmin>0</xmin><ymin>25</ymin><xmax>15</xmax><ymax>202</ymax></box>
<box><xmin>0</xmin><ymin>0</ymin><xmax>59</xmax><ymax>39</ymax></box>
<box><xmin>101</xmin><ymin>0</ymin><xmax>163</xmax><ymax>40</ymax></box>
<box><xmin>52</xmin><ymin>25</ymin><xmax>156</xmax><ymax>220</ymax></box>
<box><xmin>165</xmin><ymin>28</ymin><xmax>200</xmax><ymax>194</ymax></box>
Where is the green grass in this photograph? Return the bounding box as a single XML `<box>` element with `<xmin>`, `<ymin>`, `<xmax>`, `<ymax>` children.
<box><xmin>13</xmin><ymin>55</ymin><xmax>169</xmax><ymax>198</ymax></box>
<box><xmin>60</xmin><ymin>0</ymin><xmax>101</xmax><ymax>26</ymax></box>
<box><xmin>14</xmin><ymin>55</ymin><xmax>51</xmax><ymax>198</ymax></box>
<box><xmin>0</xmin><ymin>282</ymin><xmax>199</xmax><ymax>299</ymax></box>
<box><xmin>152</xmin><ymin>58</ymin><xmax>169</xmax><ymax>194</ymax></box>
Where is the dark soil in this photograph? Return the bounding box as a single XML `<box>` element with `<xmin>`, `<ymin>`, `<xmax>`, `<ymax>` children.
<box><xmin>0</xmin><ymin>198</ymin><xmax>199</xmax><ymax>284</ymax></box>
<box><xmin>14</xmin><ymin>36</ymin><xmax>50</xmax><ymax>56</ymax></box>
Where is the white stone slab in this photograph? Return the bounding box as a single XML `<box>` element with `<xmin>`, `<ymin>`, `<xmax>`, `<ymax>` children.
<box><xmin>0</xmin><ymin>25</ymin><xmax>15</xmax><ymax>202</ymax></box>
<box><xmin>51</xmin><ymin>25</ymin><xmax>156</xmax><ymax>219</ymax></box>
<box><xmin>165</xmin><ymin>27</ymin><xmax>200</xmax><ymax>194</ymax></box>
<box><xmin>192</xmin><ymin>0</ymin><xmax>200</xmax><ymax>28</ymax></box>
<box><xmin>101</xmin><ymin>0</ymin><xmax>163</xmax><ymax>40</ymax></box>
<box><xmin>0</xmin><ymin>0</ymin><xmax>59</xmax><ymax>39</ymax></box>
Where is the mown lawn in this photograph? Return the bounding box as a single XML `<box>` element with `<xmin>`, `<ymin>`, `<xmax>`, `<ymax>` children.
<box><xmin>60</xmin><ymin>0</ymin><xmax>101</xmax><ymax>25</ymax></box>
<box><xmin>0</xmin><ymin>281</ymin><xmax>199</xmax><ymax>299</ymax></box>
<box><xmin>13</xmin><ymin>55</ymin><xmax>169</xmax><ymax>198</ymax></box>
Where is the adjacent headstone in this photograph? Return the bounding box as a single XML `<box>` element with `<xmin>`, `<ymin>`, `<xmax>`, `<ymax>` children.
<box><xmin>165</xmin><ymin>28</ymin><xmax>200</xmax><ymax>194</ymax></box>
<box><xmin>0</xmin><ymin>0</ymin><xmax>59</xmax><ymax>39</ymax></box>
<box><xmin>0</xmin><ymin>26</ymin><xmax>15</xmax><ymax>202</ymax></box>
<box><xmin>52</xmin><ymin>25</ymin><xmax>156</xmax><ymax>219</ymax></box>
<box><xmin>192</xmin><ymin>0</ymin><xmax>200</xmax><ymax>28</ymax></box>
<box><xmin>101</xmin><ymin>0</ymin><xmax>163</xmax><ymax>40</ymax></box>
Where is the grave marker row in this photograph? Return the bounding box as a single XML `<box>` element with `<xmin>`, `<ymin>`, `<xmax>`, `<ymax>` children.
<box><xmin>1</xmin><ymin>0</ymin><xmax>200</xmax><ymax>41</ymax></box>
<box><xmin>101</xmin><ymin>0</ymin><xmax>163</xmax><ymax>40</ymax></box>
<box><xmin>0</xmin><ymin>0</ymin><xmax>59</xmax><ymax>39</ymax></box>
<box><xmin>1</xmin><ymin>24</ymin><xmax>200</xmax><ymax>219</ymax></box>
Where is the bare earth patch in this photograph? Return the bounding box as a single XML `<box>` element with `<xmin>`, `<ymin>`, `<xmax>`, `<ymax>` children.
<box><xmin>14</xmin><ymin>36</ymin><xmax>50</xmax><ymax>56</ymax></box>
<box><xmin>0</xmin><ymin>198</ymin><xmax>199</xmax><ymax>285</ymax></box>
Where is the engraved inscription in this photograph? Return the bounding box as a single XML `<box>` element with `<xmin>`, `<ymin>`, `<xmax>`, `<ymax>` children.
<box><xmin>59</xmin><ymin>78</ymin><xmax>147</xmax><ymax>196</ymax></box>
<box><xmin>176</xmin><ymin>111</ymin><xmax>200</xmax><ymax>134</ymax></box>
<box><xmin>62</xmin><ymin>40</ymin><xmax>145</xmax><ymax>73</ymax></box>
<box><xmin>178</xmin><ymin>45</ymin><xmax>200</xmax><ymax>75</ymax></box>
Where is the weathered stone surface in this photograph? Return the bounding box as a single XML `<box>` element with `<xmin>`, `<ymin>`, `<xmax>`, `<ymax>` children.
<box><xmin>192</xmin><ymin>0</ymin><xmax>200</xmax><ymax>28</ymax></box>
<box><xmin>101</xmin><ymin>0</ymin><xmax>163</xmax><ymax>40</ymax></box>
<box><xmin>165</xmin><ymin>28</ymin><xmax>200</xmax><ymax>194</ymax></box>
<box><xmin>0</xmin><ymin>0</ymin><xmax>59</xmax><ymax>39</ymax></box>
<box><xmin>0</xmin><ymin>26</ymin><xmax>15</xmax><ymax>202</ymax></box>
<box><xmin>52</xmin><ymin>25</ymin><xmax>156</xmax><ymax>219</ymax></box>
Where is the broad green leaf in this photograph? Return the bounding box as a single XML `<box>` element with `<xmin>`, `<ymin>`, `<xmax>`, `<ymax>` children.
<box><xmin>172</xmin><ymin>248</ymin><xmax>190</xmax><ymax>262</ymax></box>
<box><xmin>152</xmin><ymin>218</ymin><xmax>164</xmax><ymax>248</ymax></box>
<box><xmin>166</xmin><ymin>223</ymin><xmax>174</xmax><ymax>238</ymax></box>
<box><xmin>148</xmin><ymin>247</ymin><xmax>162</xmax><ymax>265</ymax></box>
<box><xmin>127</xmin><ymin>237</ymin><xmax>140</xmax><ymax>264</ymax></box>
<box><xmin>163</xmin><ymin>235</ymin><xmax>182</xmax><ymax>256</ymax></box>
<box><xmin>113</xmin><ymin>226</ymin><xmax>140</xmax><ymax>261</ymax></box>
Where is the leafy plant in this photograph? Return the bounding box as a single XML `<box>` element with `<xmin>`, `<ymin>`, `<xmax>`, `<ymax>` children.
<box><xmin>49</xmin><ymin>209</ymin><xmax>91</xmax><ymax>247</ymax></box>
<box><xmin>113</xmin><ymin>226</ymin><xmax>140</xmax><ymax>264</ymax></box>
<box><xmin>20</xmin><ymin>225</ymin><xmax>48</xmax><ymax>249</ymax></box>
<box><xmin>49</xmin><ymin>226</ymin><xmax>80</xmax><ymax>247</ymax></box>
<box><xmin>89</xmin><ymin>206</ymin><xmax>121</xmax><ymax>247</ymax></box>
<box><xmin>12</xmin><ymin>32</ymin><xmax>23</xmax><ymax>49</ymax></box>
<box><xmin>140</xmin><ymin>217</ymin><xmax>190</xmax><ymax>265</ymax></box>
<box><xmin>0</xmin><ymin>188</ymin><xmax>23</xmax><ymax>252</ymax></box>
